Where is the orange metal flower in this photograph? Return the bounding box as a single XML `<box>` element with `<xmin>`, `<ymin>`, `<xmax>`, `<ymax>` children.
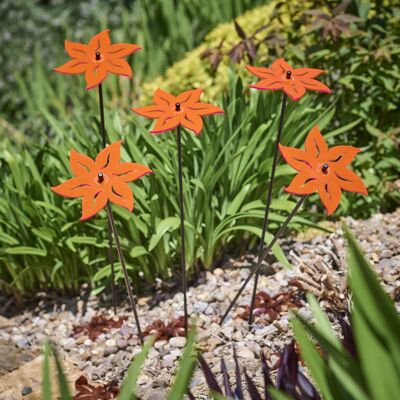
<box><xmin>279</xmin><ymin>126</ymin><xmax>367</xmax><ymax>215</ymax></box>
<box><xmin>54</xmin><ymin>29</ymin><xmax>141</xmax><ymax>90</ymax></box>
<box><xmin>132</xmin><ymin>88</ymin><xmax>224</xmax><ymax>135</ymax></box>
<box><xmin>51</xmin><ymin>141</ymin><xmax>153</xmax><ymax>221</ymax></box>
<box><xmin>247</xmin><ymin>59</ymin><xmax>332</xmax><ymax>101</ymax></box>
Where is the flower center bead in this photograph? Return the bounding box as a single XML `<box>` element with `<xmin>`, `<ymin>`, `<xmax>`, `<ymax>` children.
<box><xmin>286</xmin><ymin>70</ymin><xmax>292</xmax><ymax>79</ymax></box>
<box><xmin>97</xmin><ymin>172</ymin><xmax>104</xmax><ymax>183</ymax></box>
<box><xmin>175</xmin><ymin>102</ymin><xmax>181</xmax><ymax>112</ymax></box>
<box><xmin>321</xmin><ymin>163</ymin><xmax>329</xmax><ymax>174</ymax></box>
<box><xmin>95</xmin><ymin>51</ymin><xmax>101</xmax><ymax>61</ymax></box>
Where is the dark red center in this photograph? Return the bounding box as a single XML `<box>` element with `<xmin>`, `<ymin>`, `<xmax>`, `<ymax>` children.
<box><xmin>175</xmin><ymin>102</ymin><xmax>181</xmax><ymax>111</ymax></box>
<box><xmin>321</xmin><ymin>164</ymin><xmax>329</xmax><ymax>174</ymax></box>
<box><xmin>95</xmin><ymin>51</ymin><xmax>101</xmax><ymax>61</ymax></box>
<box><xmin>98</xmin><ymin>172</ymin><xmax>104</xmax><ymax>183</ymax></box>
<box><xmin>286</xmin><ymin>70</ymin><xmax>292</xmax><ymax>79</ymax></box>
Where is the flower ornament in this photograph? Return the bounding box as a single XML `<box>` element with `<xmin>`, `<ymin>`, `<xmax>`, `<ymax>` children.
<box><xmin>54</xmin><ymin>29</ymin><xmax>141</xmax><ymax>90</ymax></box>
<box><xmin>51</xmin><ymin>141</ymin><xmax>153</xmax><ymax>221</ymax></box>
<box><xmin>247</xmin><ymin>59</ymin><xmax>332</xmax><ymax>101</ymax></box>
<box><xmin>132</xmin><ymin>88</ymin><xmax>224</xmax><ymax>135</ymax></box>
<box><xmin>279</xmin><ymin>126</ymin><xmax>367</xmax><ymax>215</ymax></box>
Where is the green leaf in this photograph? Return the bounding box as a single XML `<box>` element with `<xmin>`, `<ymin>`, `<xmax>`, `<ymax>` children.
<box><xmin>166</xmin><ymin>327</ymin><xmax>197</xmax><ymax>400</ymax></box>
<box><xmin>42</xmin><ymin>341</ymin><xmax>52</xmax><ymax>400</ymax></box>
<box><xmin>6</xmin><ymin>246</ymin><xmax>47</xmax><ymax>256</ymax></box>
<box><xmin>118</xmin><ymin>336</ymin><xmax>154</xmax><ymax>400</ymax></box>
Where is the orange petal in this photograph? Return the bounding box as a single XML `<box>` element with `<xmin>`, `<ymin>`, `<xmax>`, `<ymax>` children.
<box><xmin>335</xmin><ymin>167</ymin><xmax>368</xmax><ymax>195</ymax></box>
<box><xmin>305</xmin><ymin>126</ymin><xmax>329</xmax><ymax>160</ymax></box>
<box><xmin>250</xmin><ymin>77</ymin><xmax>284</xmax><ymax>91</ymax></box>
<box><xmin>300</xmin><ymin>78</ymin><xmax>331</xmax><ymax>94</ymax></box>
<box><xmin>293</xmin><ymin>68</ymin><xmax>325</xmax><ymax>79</ymax></box>
<box><xmin>64</xmin><ymin>40</ymin><xmax>88</xmax><ymax>59</ymax></box>
<box><xmin>328</xmin><ymin>146</ymin><xmax>360</xmax><ymax>167</ymax></box>
<box><xmin>70</xmin><ymin>149</ymin><xmax>95</xmax><ymax>177</ymax></box>
<box><xmin>283</xmin><ymin>81</ymin><xmax>306</xmax><ymax>101</ymax></box>
<box><xmin>95</xmin><ymin>141</ymin><xmax>122</xmax><ymax>170</ymax></box>
<box><xmin>88</xmin><ymin>29</ymin><xmax>111</xmax><ymax>53</ymax></box>
<box><xmin>271</xmin><ymin>58</ymin><xmax>293</xmax><ymax>75</ymax></box>
<box><xmin>153</xmin><ymin>89</ymin><xmax>176</xmax><ymax>107</ymax></box>
<box><xmin>106</xmin><ymin>43</ymin><xmax>142</xmax><ymax>58</ymax></box>
<box><xmin>107</xmin><ymin>181</ymin><xmax>134</xmax><ymax>212</ymax></box>
<box><xmin>181</xmin><ymin>112</ymin><xmax>204</xmax><ymax>135</ymax></box>
<box><xmin>246</xmin><ymin>65</ymin><xmax>277</xmax><ymax>79</ymax></box>
<box><xmin>106</xmin><ymin>58</ymin><xmax>132</xmax><ymax>78</ymax></box>
<box><xmin>51</xmin><ymin>176</ymin><xmax>93</xmax><ymax>198</ymax></box>
<box><xmin>80</xmin><ymin>191</ymin><xmax>108</xmax><ymax>221</ymax></box>
<box><xmin>188</xmin><ymin>102</ymin><xmax>224</xmax><ymax>116</ymax></box>
<box><xmin>151</xmin><ymin>115</ymin><xmax>180</xmax><ymax>134</ymax></box>
<box><xmin>285</xmin><ymin>172</ymin><xmax>319</xmax><ymax>195</ymax></box>
<box><xmin>176</xmin><ymin>89</ymin><xmax>204</xmax><ymax>106</ymax></box>
<box><xmin>279</xmin><ymin>144</ymin><xmax>315</xmax><ymax>173</ymax></box>
<box><xmin>113</xmin><ymin>162</ymin><xmax>153</xmax><ymax>182</ymax></box>
<box><xmin>85</xmin><ymin>64</ymin><xmax>108</xmax><ymax>90</ymax></box>
<box><xmin>318</xmin><ymin>179</ymin><xmax>342</xmax><ymax>215</ymax></box>
<box><xmin>132</xmin><ymin>104</ymin><xmax>167</xmax><ymax>119</ymax></box>
<box><xmin>54</xmin><ymin>59</ymin><xmax>88</xmax><ymax>75</ymax></box>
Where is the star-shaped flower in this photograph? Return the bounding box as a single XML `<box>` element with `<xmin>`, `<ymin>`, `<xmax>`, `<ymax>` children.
<box><xmin>54</xmin><ymin>29</ymin><xmax>141</xmax><ymax>90</ymax></box>
<box><xmin>132</xmin><ymin>88</ymin><xmax>224</xmax><ymax>135</ymax></box>
<box><xmin>279</xmin><ymin>126</ymin><xmax>367</xmax><ymax>214</ymax></box>
<box><xmin>247</xmin><ymin>59</ymin><xmax>332</xmax><ymax>101</ymax></box>
<box><xmin>51</xmin><ymin>141</ymin><xmax>152</xmax><ymax>221</ymax></box>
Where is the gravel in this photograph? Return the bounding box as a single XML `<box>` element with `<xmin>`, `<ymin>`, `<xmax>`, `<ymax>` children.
<box><xmin>0</xmin><ymin>208</ymin><xmax>399</xmax><ymax>399</ymax></box>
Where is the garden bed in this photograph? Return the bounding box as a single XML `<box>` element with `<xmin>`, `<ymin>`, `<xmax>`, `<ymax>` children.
<box><xmin>0</xmin><ymin>209</ymin><xmax>399</xmax><ymax>399</ymax></box>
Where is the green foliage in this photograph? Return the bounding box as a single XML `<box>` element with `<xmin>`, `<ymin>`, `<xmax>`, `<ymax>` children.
<box><xmin>0</xmin><ymin>71</ymin><xmax>334</xmax><ymax>295</ymax></box>
<box><xmin>142</xmin><ymin>1</ymin><xmax>400</xmax><ymax>217</ymax></box>
<box><xmin>291</xmin><ymin>225</ymin><xmax>400</xmax><ymax>400</ymax></box>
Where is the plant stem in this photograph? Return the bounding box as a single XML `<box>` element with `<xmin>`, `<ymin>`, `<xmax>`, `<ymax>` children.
<box><xmin>248</xmin><ymin>93</ymin><xmax>287</xmax><ymax>325</ymax></box>
<box><xmin>177</xmin><ymin>125</ymin><xmax>188</xmax><ymax>335</ymax></box>
<box><xmin>98</xmin><ymin>83</ymin><xmax>117</xmax><ymax>315</ymax></box>
<box><xmin>220</xmin><ymin>195</ymin><xmax>307</xmax><ymax>325</ymax></box>
<box><xmin>106</xmin><ymin>203</ymin><xmax>144</xmax><ymax>345</ymax></box>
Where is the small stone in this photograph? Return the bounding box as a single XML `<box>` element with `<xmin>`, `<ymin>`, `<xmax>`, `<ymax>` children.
<box><xmin>213</xmin><ymin>268</ymin><xmax>224</xmax><ymax>276</ymax></box>
<box><xmin>237</xmin><ymin>347</ymin><xmax>255</xmax><ymax>360</ymax></box>
<box><xmin>117</xmin><ymin>338</ymin><xmax>129</xmax><ymax>350</ymax></box>
<box><xmin>169</xmin><ymin>336</ymin><xmax>186</xmax><ymax>348</ymax></box>
<box><xmin>22</xmin><ymin>386</ymin><xmax>32</xmax><ymax>396</ymax></box>
<box><xmin>104</xmin><ymin>346</ymin><xmax>119</xmax><ymax>357</ymax></box>
<box><xmin>105</xmin><ymin>338</ymin><xmax>116</xmax><ymax>347</ymax></box>
<box><xmin>62</xmin><ymin>337</ymin><xmax>76</xmax><ymax>351</ymax></box>
<box><xmin>162</xmin><ymin>354</ymin><xmax>175</xmax><ymax>368</ymax></box>
<box><xmin>193</xmin><ymin>301</ymin><xmax>208</xmax><ymax>313</ymax></box>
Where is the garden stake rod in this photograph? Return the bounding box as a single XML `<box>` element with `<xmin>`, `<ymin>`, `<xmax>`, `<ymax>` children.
<box><xmin>106</xmin><ymin>202</ymin><xmax>144</xmax><ymax>345</ymax></box>
<box><xmin>98</xmin><ymin>81</ymin><xmax>117</xmax><ymax>315</ymax></box>
<box><xmin>220</xmin><ymin>195</ymin><xmax>308</xmax><ymax>325</ymax></box>
<box><xmin>249</xmin><ymin>91</ymin><xmax>288</xmax><ymax>325</ymax></box>
<box><xmin>176</xmin><ymin>112</ymin><xmax>189</xmax><ymax>336</ymax></box>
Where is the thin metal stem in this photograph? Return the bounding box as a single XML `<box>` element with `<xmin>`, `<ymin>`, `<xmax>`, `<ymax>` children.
<box><xmin>249</xmin><ymin>93</ymin><xmax>287</xmax><ymax>325</ymax></box>
<box><xmin>98</xmin><ymin>83</ymin><xmax>117</xmax><ymax>315</ymax></box>
<box><xmin>220</xmin><ymin>195</ymin><xmax>307</xmax><ymax>325</ymax></box>
<box><xmin>106</xmin><ymin>203</ymin><xmax>144</xmax><ymax>345</ymax></box>
<box><xmin>177</xmin><ymin>125</ymin><xmax>188</xmax><ymax>335</ymax></box>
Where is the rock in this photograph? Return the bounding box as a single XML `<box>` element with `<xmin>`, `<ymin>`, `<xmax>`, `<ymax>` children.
<box><xmin>62</xmin><ymin>338</ymin><xmax>76</xmax><ymax>351</ymax></box>
<box><xmin>116</xmin><ymin>338</ymin><xmax>129</xmax><ymax>350</ymax></box>
<box><xmin>21</xmin><ymin>386</ymin><xmax>32</xmax><ymax>396</ymax></box>
<box><xmin>236</xmin><ymin>347</ymin><xmax>255</xmax><ymax>360</ymax></box>
<box><xmin>193</xmin><ymin>301</ymin><xmax>208</xmax><ymax>313</ymax></box>
<box><xmin>162</xmin><ymin>355</ymin><xmax>175</xmax><ymax>368</ymax></box>
<box><xmin>169</xmin><ymin>337</ymin><xmax>186</xmax><ymax>348</ymax></box>
<box><xmin>104</xmin><ymin>346</ymin><xmax>119</xmax><ymax>357</ymax></box>
<box><xmin>105</xmin><ymin>338</ymin><xmax>116</xmax><ymax>347</ymax></box>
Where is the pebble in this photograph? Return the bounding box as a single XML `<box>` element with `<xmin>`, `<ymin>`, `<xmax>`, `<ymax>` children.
<box><xmin>104</xmin><ymin>346</ymin><xmax>119</xmax><ymax>357</ymax></box>
<box><xmin>162</xmin><ymin>354</ymin><xmax>176</xmax><ymax>368</ymax></box>
<box><xmin>117</xmin><ymin>338</ymin><xmax>129</xmax><ymax>350</ymax></box>
<box><xmin>169</xmin><ymin>337</ymin><xmax>186</xmax><ymax>348</ymax></box>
